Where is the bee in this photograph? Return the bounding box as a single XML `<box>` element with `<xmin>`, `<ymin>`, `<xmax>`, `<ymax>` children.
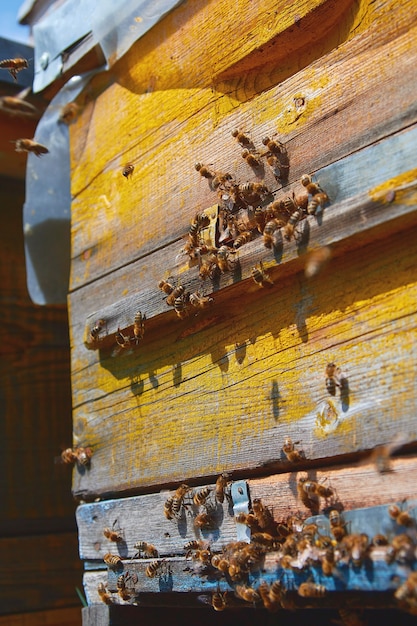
<box><xmin>133</xmin><ymin>311</ymin><xmax>146</xmax><ymax>343</ymax></box>
<box><xmin>325</xmin><ymin>362</ymin><xmax>341</xmax><ymax>395</ymax></box>
<box><xmin>164</xmin><ymin>496</ymin><xmax>175</xmax><ymax>520</ymax></box>
<box><xmin>233</xmin><ymin>230</ymin><xmax>253</xmax><ymax>249</ymax></box>
<box><xmin>0</xmin><ymin>91</ymin><xmax>38</xmax><ymax>116</ymax></box>
<box><xmin>241</xmin><ymin>149</ymin><xmax>260</xmax><ymax>167</ymax></box>
<box><xmin>252</xmin><ymin>498</ymin><xmax>275</xmax><ymax>532</ymax></box>
<box><xmin>116</xmin><ymin>574</ymin><xmax>131</xmax><ymax>601</ymax></box>
<box><xmin>388</xmin><ymin>504</ymin><xmax>414</xmax><ymax>527</ymax></box>
<box><xmin>341</xmin><ymin>533</ymin><xmax>369</xmax><ymax>567</ymax></box>
<box><xmin>251</xmin><ymin>262</ymin><xmax>273</xmax><ymax>287</ymax></box>
<box><xmin>262</xmin><ymin>219</ymin><xmax>282</xmax><ymax>248</ymax></box>
<box><xmin>158</xmin><ymin>279</ymin><xmax>175</xmax><ymax>297</ymax></box>
<box><xmin>59</xmin><ymin>102</ymin><xmax>80</xmax><ymax>124</ymax></box>
<box><xmin>306</xmin><ymin>480</ymin><xmax>333</xmax><ymax>499</ymax></box>
<box><xmin>122</xmin><ymin>163</ymin><xmax>134</xmax><ymax>179</ymax></box>
<box><xmin>193</xmin><ymin>549</ymin><xmax>212</xmax><ymax>564</ymax></box>
<box><xmin>189</xmin><ymin>213</ymin><xmax>210</xmax><ymax>246</ymax></box>
<box><xmin>89</xmin><ymin>319</ymin><xmax>106</xmax><ymax>342</ymax></box>
<box><xmin>297</xmin><ymin>477</ymin><xmax>319</xmax><ymax>510</ymax></box>
<box><xmin>211</xmin><ymin>554</ymin><xmax>229</xmax><ymax>573</ymax></box>
<box><xmin>189</xmin><ymin>292</ymin><xmax>214</xmax><ymax>309</ymax></box>
<box><xmin>97</xmin><ymin>582</ymin><xmax>114</xmax><ymax>604</ymax></box>
<box><xmin>61</xmin><ymin>446</ymin><xmax>93</xmax><ymax>466</ymax></box>
<box><xmin>171</xmin><ymin>483</ymin><xmax>191</xmax><ymax>517</ymax></box>
<box><xmin>298</xmin><ymin>582</ymin><xmax>327</xmax><ymax>598</ymax></box>
<box><xmin>389</xmin><ymin>533</ymin><xmax>415</xmax><ymax>563</ymax></box>
<box><xmin>307</xmin><ymin>193</ymin><xmax>328</xmax><ymax>215</ymax></box>
<box><xmin>174</xmin><ymin>292</ymin><xmax>190</xmax><ymax>319</ymax></box>
<box><xmin>166</xmin><ymin>285</ymin><xmax>185</xmax><ymax>307</ymax></box>
<box><xmin>0</xmin><ymin>57</ymin><xmax>29</xmax><ymax>80</ymax></box>
<box><xmin>133</xmin><ymin>541</ymin><xmax>159</xmax><ymax>558</ymax></box>
<box><xmin>216</xmin><ymin>246</ymin><xmax>235</xmax><ymax>273</ymax></box>
<box><xmin>199</xmin><ymin>260</ymin><xmax>219</xmax><ymax>281</ymax></box>
<box><xmin>283</xmin><ymin>205</ymin><xmax>303</xmax><ymax>241</ymax></box>
<box><xmin>215</xmin><ymin>472</ymin><xmax>229</xmax><ymax>503</ymax></box>
<box><xmin>103</xmin><ymin>553</ymin><xmax>123</xmax><ymax>569</ymax></box>
<box><xmin>262</xmin><ymin>136</ymin><xmax>286</xmax><ymax>155</ymax></box>
<box><xmin>300</xmin><ymin>174</ymin><xmax>322</xmax><ymax>195</ymax></box>
<box><xmin>195</xmin><ymin>162</ymin><xmax>214</xmax><ymax>179</ymax></box>
<box><xmin>211</xmin><ymin>590</ymin><xmax>228</xmax><ymax>611</ymax></box>
<box><xmin>14</xmin><ymin>138</ymin><xmax>49</xmax><ymax>156</ymax></box>
<box><xmin>103</xmin><ymin>520</ymin><xmax>124</xmax><ymax>543</ymax></box>
<box><xmin>235</xmin><ymin>585</ymin><xmax>260</xmax><ymax>604</ymax></box>
<box><xmin>115</xmin><ymin>327</ymin><xmax>131</xmax><ymax>348</ymax></box>
<box><xmin>231</xmin><ymin>129</ymin><xmax>251</xmax><ymax>146</ymax></box>
<box><xmin>145</xmin><ymin>559</ymin><xmax>164</xmax><ymax>578</ymax></box>
<box><xmin>394</xmin><ymin>571</ymin><xmax>417</xmax><ymax>603</ymax></box>
<box><xmin>194</xmin><ymin>511</ymin><xmax>214</xmax><ymax>529</ymax></box>
<box><xmin>321</xmin><ymin>546</ymin><xmax>335</xmax><ymax>576</ymax></box>
<box><xmin>304</xmin><ymin>247</ymin><xmax>331</xmax><ymax>278</ymax></box>
<box><xmin>193</xmin><ymin>486</ymin><xmax>212</xmax><ymax>506</ymax></box>
<box><xmin>235</xmin><ymin>512</ymin><xmax>259</xmax><ymax>529</ymax></box>
<box><xmin>371</xmin><ymin>533</ymin><xmax>388</xmax><ymax>546</ymax></box>
<box><xmin>239</xmin><ymin>181</ymin><xmax>270</xmax><ymax>199</ymax></box>
<box><xmin>282</xmin><ymin>437</ymin><xmax>303</xmax><ymax>462</ymax></box>
<box><xmin>184</xmin><ymin>540</ymin><xmax>205</xmax><ymax>556</ymax></box>
<box><xmin>329</xmin><ymin>509</ymin><xmax>346</xmax><ymax>541</ymax></box>
<box><xmin>251</xmin><ymin>532</ymin><xmax>280</xmax><ymax>550</ymax></box>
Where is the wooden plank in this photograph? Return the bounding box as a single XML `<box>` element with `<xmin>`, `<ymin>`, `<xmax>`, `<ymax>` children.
<box><xmin>69</xmin><ymin>0</ymin><xmax>417</xmax><ymax>288</ymax></box>
<box><xmin>0</xmin><ymin>608</ymin><xmax>81</xmax><ymax>626</ymax></box>
<box><xmin>76</xmin><ymin>456</ymin><xmax>417</xmax><ymax>561</ymax></box>
<box><xmin>0</xmin><ymin>533</ymin><xmax>83</xmax><ymax>615</ymax></box>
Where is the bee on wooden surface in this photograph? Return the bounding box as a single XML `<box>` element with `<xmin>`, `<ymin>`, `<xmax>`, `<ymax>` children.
<box><xmin>241</xmin><ymin>149</ymin><xmax>260</xmax><ymax>167</ymax></box>
<box><xmin>193</xmin><ymin>549</ymin><xmax>212</xmax><ymax>565</ymax></box>
<box><xmin>341</xmin><ymin>533</ymin><xmax>369</xmax><ymax>567</ymax></box>
<box><xmin>231</xmin><ymin>128</ymin><xmax>252</xmax><ymax>146</ymax></box>
<box><xmin>189</xmin><ymin>292</ymin><xmax>214</xmax><ymax>309</ymax></box>
<box><xmin>297</xmin><ymin>477</ymin><xmax>319</xmax><ymax>510</ymax></box>
<box><xmin>97</xmin><ymin>582</ymin><xmax>114</xmax><ymax>604</ymax></box>
<box><xmin>171</xmin><ymin>483</ymin><xmax>191</xmax><ymax>517</ymax></box>
<box><xmin>103</xmin><ymin>553</ymin><xmax>123</xmax><ymax>569</ymax></box>
<box><xmin>115</xmin><ymin>327</ymin><xmax>131</xmax><ymax>348</ymax></box>
<box><xmin>389</xmin><ymin>533</ymin><xmax>415</xmax><ymax>564</ymax></box>
<box><xmin>262</xmin><ymin>218</ymin><xmax>282</xmax><ymax>248</ymax></box>
<box><xmin>233</xmin><ymin>230</ymin><xmax>253</xmax><ymax>249</ymax></box>
<box><xmin>133</xmin><ymin>311</ymin><xmax>146</xmax><ymax>343</ymax></box>
<box><xmin>211</xmin><ymin>554</ymin><xmax>230</xmax><ymax>573</ymax></box>
<box><xmin>283</xmin><ymin>204</ymin><xmax>303</xmax><ymax>241</ymax></box>
<box><xmin>103</xmin><ymin>520</ymin><xmax>124</xmax><ymax>543</ymax></box>
<box><xmin>234</xmin><ymin>511</ymin><xmax>259</xmax><ymax>529</ymax></box>
<box><xmin>252</xmin><ymin>498</ymin><xmax>275</xmax><ymax>532</ymax></box>
<box><xmin>166</xmin><ymin>284</ymin><xmax>184</xmax><ymax>307</ymax></box>
<box><xmin>116</xmin><ymin>574</ymin><xmax>131</xmax><ymax>601</ymax></box>
<box><xmin>235</xmin><ymin>585</ymin><xmax>260</xmax><ymax>604</ymax></box>
<box><xmin>133</xmin><ymin>541</ymin><xmax>159</xmax><ymax>558</ymax></box>
<box><xmin>145</xmin><ymin>559</ymin><xmax>165</xmax><ymax>578</ymax></box>
<box><xmin>59</xmin><ymin>102</ymin><xmax>80</xmax><ymax>124</ymax></box>
<box><xmin>184</xmin><ymin>540</ymin><xmax>206</xmax><ymax>556</ymax></box>
<box><xmin>164</xmin><ymin>496</ymin><xmax>175</xmax><ymax>520</ymax></box>
<box><xmin>189</xmin><ymin>212</ymin><xmax>210</xmax><ymax>244</ymax></box>
<box><xmin>122</xmin><ymin>163</ymin><xmax>134</xmax><ymax>179</ymax></box>
<box><xmin>216</xmin><ymin>246</ymin><xmax>235</xmax><ymax>273</ymax></box>
<box><xmin>251</xmin><ymin>532</ymin><xmax>280</xmax><ymax>551</ymax></box>
<box><xmin>212</xmin><ymin>589</ymin><xmax>228</xmax><ymax>611</ymax></box>
<box><xmin>262</xmin><ymin>136</ymin><xmax>286</xmax><ymax>155</ymax></box>
<box><xmin>89</xmin><ymin>318</ymin><xmax>106</xmax><ymax>342</ymax></box>
<box><xmin>298</xmin><ymin>582</ymin><xmax>327</xmax><ymax>598</ymax></box>
<box><xmin>329</xmin><ymin>509</ymin><xmax>346</xmax><ymax>541</ymax></box>
<box><xmin>254</xmin><ymin>206</ymin><xmax>266</xmax><ymax>233</ymax></box>
<box><xmin>307</xmin><ymin>193</ymin><xmax>328</xmax><ymax>215</ymax></box>
<box><xmin>325</xmin><ymin>362</ymin><xmax>342</xmax><ymax>395</ymax></box>
<box><xmin>158</xmin><ymin>279</ymin><xmax>175</xmax><ymax>297</ymax></box>
<box><xmin>215</xmin><ymin>472</ymin><xmax>230</xmax><ymax>503</ymax></box>
<box><xmin>193</xmin><ymin>486</ymin><xmax>212</xmax><ymax>507</ymax></box>
<box><xmin>300</xmin><ymin>174</ymin><xmax>321</xmax><ymax>195</ymax></box>
<box><xmin>251</xmin><ymin>262</ymin><xmax>273</xmax><ymax>287</ymax></box>
<box><xmin>0</xmin><ymin>57</ymin><xmax>29</xmax><ymax>80</ymax></box>
<box><xmin>282</xmin><ymin>437</ymin><xmax>303</xmax><ymax>462</ymax></box>
<box><xmin>321</xmin><ymin>546</ymin><xmax>335</xmax><ymax>576</ymax></box>
<box><xmin>14</xmin><ymin>138</ymin><xmax>49</xmax><ymax>156</ymax></box>
<box><xmin>239</xmin><ymin>181</ymin><xmax>270</xmax><ymax>200</ymax></box>
<box><xmin>388</xmin><ymin>504</ymin><xmax>414</xmax><ymax>527</ymax></box>
<box><xmin>199</xmin><ymin>259</ymin><xmax>219</xmax><ymax>281</ymax></box>
<box><xmin>195</xmin><ymin>162</ymin><xmax>215</xmax><ymax>179</ymax></box>
<box><xmin>194</xmin><ymin>511</ymin><xmax>214</xmax><ymax>529</ymax></box>
<box><xmin>61</xmin><ymin>446</ymin><xmax>93</xmax><ymax>466</ymax></box>
<box><xmin>174</xmin><ymin>292</ymin><xmax>190</xmax><ymax>319</ymax></box>
<box><xmin>305</xmin><ymin>246</ymin><xmax>332</xmax><ymax>278</ymax></box>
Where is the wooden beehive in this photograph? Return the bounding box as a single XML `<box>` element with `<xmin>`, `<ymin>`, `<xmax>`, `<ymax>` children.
<box><xmin>39</xmin><ymin>0</ymin><xmax>417</xmax><ymax>622</ymax></box>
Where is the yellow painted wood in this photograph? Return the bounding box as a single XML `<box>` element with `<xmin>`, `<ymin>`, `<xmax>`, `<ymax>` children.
<box><xmin>70</xmin><ymin>221</ymin><xmax>417</xmax><ymax>497</ymax></box>
<box><xmin>69</xmin><ymin>0</ymin><xmax>417</xmax><ymax>290</ymax></box>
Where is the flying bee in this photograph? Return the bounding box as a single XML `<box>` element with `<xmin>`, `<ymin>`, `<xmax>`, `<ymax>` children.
<box><xmin>215</xmin><ymin>472</ymin><xmax>230</xmax><ymax>503</ymax></box>
<box><xmin>212</xmin><ymin>589</ymin><xmax>228</xmax><ymax>611</ymax></box>
<box><xmin>193</xmin><ymin>486</ymin><xmax>212</xmax><ymax>506</ymax></box>
<box><xmin>195</xmin><ymin>162</ymin><xmax>214</xmax><ymax>179</ymax></box>
<box><xmin>282</xmin><ymin>437</ymin><xmax>303</xmax><ymax>462</ymax></box>
<box><xmin>89</xmin><ymin>318</ymin><xmax>106</xmax><ymax>342</ymax></box>
<box><xmin>0</xmin><ymin>88</ymin><xmax>38</xmax><ymax>116</ymax></box>
<box><xmin>61</xmin><ymin>446</ymin><xmax>93</xmax><ymax>466</ymax></box>
<box><xmin>133</xmin><ymin>541</ymin><xmax>159</xmax><ymax>558</ymax></box>
<box><xmin>122</xmin><ymin>163</ymin><xmax>134</xmax><ymax>179</ymax></box>
<box><xmin>0</xmin><ymin>57</ymin><xmax>29</xmax><ymax>80</ymax></box>
<box><xmin>133</xmin><ymin>311</ymin><xmax>146</xmax><ymax>343</ymax></box>
<box><xmin>241</xmin><ymin>149</ymin><xmax>260</xmax><ymax>167</ymax></box>
<box><xmin>304</xmin><ymin>246</ymin><xmax>332</xmax><ymax>278</ymax></box>
<box><xmin>194</xmin><ymin>511</ymin><xmax>214</xmax><ymax>529</ymax></box>
<box><xmin>235</xmin><ymin>585</ymin><xmax>260</xmax><ymax>604</ymax></box>
<box><xmin>233</xmin><ymin>230</ymin><xmax>253</xmax><ymax>249</ymax></box>
<box><xmin>103</xmin><ymin>520</ymin><xmax>124</xmax><ymax>543</ymax></box>
<box><xmin>231</xmin><ymin>128</ymin><xmax>252</xmax><ymax>146</ymax></box>
<box><xmin>251</xmin><ymin>262</ymin><xmax>273</xmax><ymax>287</ymax></box>
<box><xmin>189</xmin><ymin>292</ymin><xmax>214</xmax><ymax>309</ymax></box>
<box><xmin>14</xmin><ymin>138</ymin><xmax>49</xmax><ymax>156</ymax></box>
<box><xmin>115</xmin><ymin>327</ymin><xmax>131</xmax><ymax>348</ymax></box>
<box><xmin>298</xmin><ymin>582</ymin><xmax>327</xmax><ymax>598</ymax></box>
<box><xmin>145</xmin><ymin>559</ymin><xmax>165</xmax><ymax>578</ymax></box>
<box><xmin>388</xmin><ymin>504</ymin><xmax>414</xmax><ymax>527</ymax></box>
<box><xmin>97</xmin><ymin>582</ymin><xmax>114</xmax><ymax>605</ymax></box>
<box><xmin>59</xmin><ymin>102</ymin><xmax>80</xmax><ymax>124</ymax></box>
<box><xmin>325</xmin><ymin>362</ymin><xmax>342</xmax><ymax>395</ymax></box>
<box><xmin>329</xmin><ymin>509</ymin><xmax>346</xmax><ymax>541</ymax></box>
<box><xmin>103</xmin><ymin>553</ymin><xmax>123</xmax><ymax>569</ymax></box>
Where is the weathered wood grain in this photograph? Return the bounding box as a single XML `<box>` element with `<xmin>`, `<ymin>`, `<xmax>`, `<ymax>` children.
<box><xmin>0</xmin><ymin>533</ymin><xmax>82</xmax><ymax>615</ymax></box>
<box><xmin>69</xmin><ymin>0</ymin><xmax>417</xmax><ymax>288</ymax></box>
<box><xmin>0</xmin><ymin>608</ymin><xmax>82</xmax><ymax>626</ymax></box>
<box><xmin>76</xmin><ymin>456</ymin><xmax>417</xmax><ymax>561</ymax></box>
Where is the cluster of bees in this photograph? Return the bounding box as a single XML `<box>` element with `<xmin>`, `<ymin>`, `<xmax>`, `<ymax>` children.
<box><xmin>95</xmin><ymin>462</ymin><xmax>417</xmax><ymax>613</ymax></box>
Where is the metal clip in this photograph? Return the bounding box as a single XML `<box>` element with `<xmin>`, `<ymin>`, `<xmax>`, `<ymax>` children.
<box><xmin>231</xmin><ymin>480</ymin><xmax>251</xmax><ymax>542</ymax></box>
